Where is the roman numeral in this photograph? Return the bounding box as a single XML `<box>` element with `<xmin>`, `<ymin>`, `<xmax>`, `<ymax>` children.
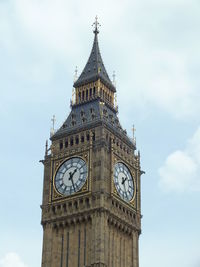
<box><xmin>78</xmin><ymin>163</ymin><xmax>86</xmax><ymax>170</ymax></box>
<box><xmin>77</xmin><ymin>158</ymin><xmax>81</xmax><ymax>165</ymax></box>
<box><xmin>58</xmin><ymin>183</ymin><xmax>64</xmax><ymax>189</ymax></box>
<box><xmin>63</xmin><ymin>186</ymin><xmax>67</xmax><ymax>192</ymax></box>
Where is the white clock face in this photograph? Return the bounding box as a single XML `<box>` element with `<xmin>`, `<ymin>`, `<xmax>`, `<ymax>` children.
<box><xmin>114</xmin><ymin>162</ymin><xmax>134</xmax><ymax>202</ymax></box>
<box><xmin>54</xmin><ymin>157</ymin><xmax>87</xmax><ymax>196</ymax></box>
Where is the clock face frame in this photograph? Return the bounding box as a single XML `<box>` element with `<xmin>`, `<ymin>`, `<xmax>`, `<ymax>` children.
<box><xmin>54</xmin><ymin>157</ymin><xmax>88</xmax><ymax>197</ymax></box>
<box><xmin>113</xmin><ymin>162</ymin><xmax>135</xmax><ymax>202</ymax></box>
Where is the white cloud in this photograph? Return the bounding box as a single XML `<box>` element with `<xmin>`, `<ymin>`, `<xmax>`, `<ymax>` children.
<box><xmin>159</xmin><ymin>126</ymin><xmax>200</xmax><ymax>193</ymax></box>
<box><xmin>0</xmin><ymin>253</ymin><xmax>28</xmax><ymax>267</ymax></box>
<box><xmin>120</xmin><ymin>48</ymin><xmax>199</xmax><ymax>119</ymax></box>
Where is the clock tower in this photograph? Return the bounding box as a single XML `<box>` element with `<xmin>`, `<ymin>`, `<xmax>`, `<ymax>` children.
<box><xmin>41</xmin><ymin>18</ymin><xmax>143</xmax><ymax>267</ymax></box>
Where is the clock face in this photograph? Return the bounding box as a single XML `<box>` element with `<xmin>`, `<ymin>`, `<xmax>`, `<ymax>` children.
<box><xmin>54</xmin><ymin>157</ymin><xmax>88</xmax><ymax>196</ymax></box>
<box><xmin>113</xmin><ymin>162</ymin><xmax>134</xmax><ymax>202</ymax></box>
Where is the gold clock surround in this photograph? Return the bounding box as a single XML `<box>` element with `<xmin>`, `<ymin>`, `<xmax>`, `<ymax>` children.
<box><xmin>50</xmin><ymin>152</ymin><xmax>91</xmax><ymax>203</ymax></box>
<box><xmin>112</xmin><ymin>157</ymin><xmax>137</xmax><ymax>207</ymax></box>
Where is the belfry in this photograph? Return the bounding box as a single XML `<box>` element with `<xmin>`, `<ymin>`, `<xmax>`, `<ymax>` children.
<box><xmin>41</xmin><ymin>18</ymin><xmax>142</xmax><ymax>267</ymax></box>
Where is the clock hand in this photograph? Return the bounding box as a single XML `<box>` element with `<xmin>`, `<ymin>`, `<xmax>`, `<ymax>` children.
<box><xmin>121</xmin><ymin>176</ymin><xmax>127</xmax><ymax>185</ymax></box>
<box><xmin>71</xmin><ymin>178</ymin><xmax>75</xmax><ymax>191</ymax></box>
<box><xmin>69</xmin><ymin>169</ymin><xmax>77</xmax><ymax>179</ymax></box>
<box><xmin>69</xmin><ymin>172</ymin><xmax>75</xmax><ymax>191</ymax></box>
<box><xmin>121</xmin><ymin>177</ymin><xmax>128</xmax><ymax>199</ymax></box>
<box><xmin>71</xmin><ymin>168</ymin><xmax>77</xmax><ymax>177</ymax></box>
<box><xmin>68</xmin><ymin>172</ymin><xmax>76</xmax><ymax>191</ymax></box>
<box><xmin>122</xmin><ymin>182</ymin><xmax>128</xmax><ymax>200</ymax></box>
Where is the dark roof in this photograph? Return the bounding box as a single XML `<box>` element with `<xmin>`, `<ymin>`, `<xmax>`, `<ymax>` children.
<box><xmin>73</xmin><ymin>31</ymin><xmax>116</xmax><ymax>92</ymax></box>
<box><xmin>51</xmin><ymin>99</ymin><xmax>134</xmax><ymax>148</ymax></box>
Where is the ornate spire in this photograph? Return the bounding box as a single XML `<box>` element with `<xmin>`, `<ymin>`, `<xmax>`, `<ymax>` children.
<box><xmin>73</xmin><ymin>17</ymin><xmax>116</xmax><ymax>92</ymax></box>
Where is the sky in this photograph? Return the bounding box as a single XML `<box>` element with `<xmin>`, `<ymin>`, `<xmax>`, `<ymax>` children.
<box><xmin>0</xmin><ymin>0</ymin><xmax>200</xmax><ymax>266</ymax></box>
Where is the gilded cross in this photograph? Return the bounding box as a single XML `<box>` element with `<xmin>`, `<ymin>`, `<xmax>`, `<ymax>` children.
<box><xmin>92</xmin><ymin>16</ymin><xmax>101</xmax><ymax>34</ymax></box>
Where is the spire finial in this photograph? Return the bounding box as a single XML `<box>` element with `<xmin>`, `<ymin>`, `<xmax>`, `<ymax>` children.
<box><xmin>112</xmin><ymin>71</ymin><xmax>116</xmax><ymax>86</ymax></box>
<box><xmin>92</xmin><ymin>16</ymin><xmax>101</xmax><ymax>35</ymax></box>
<box><xmin>132</xmin><ymin>124</ymin><xmax>136</xmax><ymax>138</ymax></box>
<box><xmin>132</xmin><ymin>124</ymin><xmax>136</xmax><ymax>146</ymax></box>
<box><xmin>74</xmin><ymin>66</ymin><xmax>78</xmax><ymax>82</ymax></box>
<box><xmin>45</xmin><ymin>140</ymin><xmax>48</xmax><ymax>156</ymax></box>
<box><xmin>50</xmin><ymin>115</ymin><xmax>56</xmax><ymax>137</ymax></box>
<box><xmin>51</xmin><ymin>115</ymin><xmax>56</xmax><ymax>130</ymax></box>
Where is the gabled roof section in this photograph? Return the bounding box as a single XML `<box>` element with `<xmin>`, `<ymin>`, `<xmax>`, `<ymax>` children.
<box><xmin>73</xmin><ymin>27</ymin><xmax>116</xmax><ymax>92</ymax></box>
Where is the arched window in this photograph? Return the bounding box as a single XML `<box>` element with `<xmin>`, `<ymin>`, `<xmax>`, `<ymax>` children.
<box><xmin>75</xmin><ymin>136</ymin><xmax>79</xmax><ymax>144</ymax></box>
<box><xmin>86</xmin><ymin>89</ymin><xmax>88</xmax><ymax>100</ymax></box>
<box><xmin>92</xmin><ymin>132</ymin><xmax>95</xmax><ymax>141</ymax></box>
<box><xmin>65</xmin><ymin>139</ymin><xmax>68</xmax><ymax>148</ymax></box>
<box><xmin>81</xmin><ymin>136</ymin><xmax>84</xmax><ymax>142</ymax></box>
<box><xmin>60</xmin><ymin>141</ymin><xmax>63</xmax><ymax>150</ymax></box>
<box><xmin>70</xmin><ymin>138</ymin><xmax>74</xmax><ymax>146</ymax></box>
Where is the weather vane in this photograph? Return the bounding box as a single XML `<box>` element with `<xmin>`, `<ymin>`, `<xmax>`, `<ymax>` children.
<box><xmin>92</xmin><ymin>15</ymin><xmax>101</xmax><ymax>34</ymax></box>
